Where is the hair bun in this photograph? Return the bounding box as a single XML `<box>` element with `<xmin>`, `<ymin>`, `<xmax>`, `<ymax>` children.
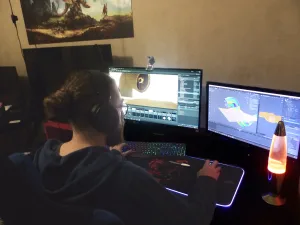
<box><xmin>43</xmin><ymin>88</ymin><xmax>72</xmax><ymax>121</ymax></box>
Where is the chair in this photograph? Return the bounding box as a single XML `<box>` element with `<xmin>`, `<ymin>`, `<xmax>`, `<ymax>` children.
<box><xmin>0</xmin><ymin>103</ymin><xmax>6</xmax><ymax>131</ymax></box>
<box><xmin>43</xmin><ymin>120</ymin><xmax>73</xmax><ymax>142</ymax></box>
<box><xmin>0</xmin><ymin>67</ymin><xmax>20</xmax><ymax>106</ymax></box>
<box><xmin>0</xmin><ymin>153</ymin><xmax>124</xmax><ymax>225</ymax></box>
<box><xmin>0</xmin><ymin>67</ymin><xmax>25</xmax><ymax>126</ymax></box>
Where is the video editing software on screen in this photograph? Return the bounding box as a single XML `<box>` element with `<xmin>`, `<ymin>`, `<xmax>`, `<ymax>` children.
<box><xmin>109</xmin><ymin>68</ymin><xmax>202</xmax><ymax>129</ymax></box>
<box><xmin>208</xmin><ymin>84</ymin><xmax>300</xmax><ymax>159</ymax></box>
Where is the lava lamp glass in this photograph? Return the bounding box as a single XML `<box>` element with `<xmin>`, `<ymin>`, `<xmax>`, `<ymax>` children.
<box><xmin>268</xmin><ymin>135</ymin><xmax>287</xmax><ymax>174</ymax></box>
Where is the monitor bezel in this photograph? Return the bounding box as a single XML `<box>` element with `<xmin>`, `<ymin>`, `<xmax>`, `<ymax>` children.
<box><xmin>109</xmin><ymin>67</ymin><xmax>203</xmax><ymax>133</ymax></box>
<box><xmin>206</xmin><ymin>81</ymin><xmax>300</xmax><ymax>160</ymax></box>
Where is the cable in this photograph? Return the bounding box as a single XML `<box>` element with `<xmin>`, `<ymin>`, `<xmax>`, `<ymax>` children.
<box><xmin>8</xmin><ymin>0</ymin><xmax>25</xmax><ymax>59</ymax></box>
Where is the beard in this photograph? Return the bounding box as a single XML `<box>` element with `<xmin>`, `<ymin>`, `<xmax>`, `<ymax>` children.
<box><xmin>106</xmin><ymin>123</ymin><xmax>125</xmax><ymax>147</ymax></box>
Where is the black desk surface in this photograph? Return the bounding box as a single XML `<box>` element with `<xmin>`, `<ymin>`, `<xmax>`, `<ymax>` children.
<box><xmin>211</xmin><ymin>172</ymin><xmax>300</xmax><ymax>225</ymax></box>
<box><xmin>125</xmin><ymin>128</ymin><xmax>300</xmax><ymax>225</ymax></box>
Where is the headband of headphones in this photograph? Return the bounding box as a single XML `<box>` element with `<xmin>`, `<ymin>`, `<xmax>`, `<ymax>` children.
<box><xmin>87</xmin><ymin>70</ymin><xmax>111</xmax><ymax>101</ymax></box>
<box><xmin>86</xmin><ymin>70</ymin><xmax>120</xmax><ymax>134</ymax></box>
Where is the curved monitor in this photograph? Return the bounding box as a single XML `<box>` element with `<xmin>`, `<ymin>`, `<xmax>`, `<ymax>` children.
<box><xmin>207</xmin><ymin>82</ymin><xmax>300</xmax><ymax>159</ymax></box>
<box><xmin>109</xmin><ymin>67</ymin><xmax>202</xmax><ymax>130</ymax></box>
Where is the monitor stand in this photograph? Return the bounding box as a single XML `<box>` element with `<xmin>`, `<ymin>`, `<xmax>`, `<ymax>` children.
<box><xmin>124</xmin><ymin>121</ymin><xmax>201</xmax><ymax>144</ymax></box>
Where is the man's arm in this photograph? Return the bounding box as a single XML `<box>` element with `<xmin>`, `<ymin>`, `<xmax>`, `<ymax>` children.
<box><xmin>130</xmin><ymin>166</ymin><xmax>217</xmax><ymax>225</ymax></box>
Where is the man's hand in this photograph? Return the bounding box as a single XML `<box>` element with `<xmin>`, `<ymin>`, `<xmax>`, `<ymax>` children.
<box><xmin>110</xmin><ymin>143</ymin><xmax>135</xmax><ymax>157</ymax></box>
<box><xmin>197</xmin><ymin>160</ymin><xmax>221</xmax><ymax>181</ymax></box>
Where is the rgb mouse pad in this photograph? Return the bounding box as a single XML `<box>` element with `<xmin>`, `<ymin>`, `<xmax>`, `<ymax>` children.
<box><xmin>128</xmin><ymin>156</ymin><xmax>245</xmax><ymax>207</ymax></box>
<box><xmin>148</xmin><ymin>158</ymin><xmax>198</xmax><ymax>192</ymax></box>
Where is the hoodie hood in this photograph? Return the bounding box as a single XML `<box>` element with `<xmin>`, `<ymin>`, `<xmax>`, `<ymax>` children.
<box><xmin>34</xmin><ymin>140</ymin><xmax>124</xmax><ymax>203</ymax></box>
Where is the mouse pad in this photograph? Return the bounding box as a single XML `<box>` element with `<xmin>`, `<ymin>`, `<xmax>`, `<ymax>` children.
<box><xmin>127</xmin><ymin>156</ymin><xmax>244</xmax><ymax>207</ymax></box>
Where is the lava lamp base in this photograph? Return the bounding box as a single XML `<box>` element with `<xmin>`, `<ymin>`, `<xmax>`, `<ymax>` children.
<box><xmin>262</xmin><ymin>193</ymin><xmax>286</xmax><ymax>206</ymax></box>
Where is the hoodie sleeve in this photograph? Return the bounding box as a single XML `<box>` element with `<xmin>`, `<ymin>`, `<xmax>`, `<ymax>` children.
<box><xmin>129</xmin><ymin>166</ymin><xmax>217</xmax><ymax>225</ymax></box>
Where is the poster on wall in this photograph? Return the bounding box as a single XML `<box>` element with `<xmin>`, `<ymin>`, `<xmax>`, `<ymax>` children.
<box><xmin>20</xmin><ymin>0</ymin><xmax>134</xmax><ymax>44</ymax></box>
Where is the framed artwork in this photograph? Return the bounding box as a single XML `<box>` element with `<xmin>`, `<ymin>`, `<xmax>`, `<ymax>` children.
<box><xmin>20</xmin><ymin>0</ymin><xmax>134</xmax><ymax>44</ymax></box>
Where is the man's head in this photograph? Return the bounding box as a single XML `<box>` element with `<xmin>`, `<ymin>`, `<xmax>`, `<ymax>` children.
<box><xmin>44</xmin><ymin>70</ymin><xmax>125</xmax><ymax>146</ymax></box>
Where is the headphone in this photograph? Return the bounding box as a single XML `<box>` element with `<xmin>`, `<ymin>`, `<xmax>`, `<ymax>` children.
<box><xmin>87</xmin><ymin>70</ymin><xmax>120</xmax><ymax>135</ymax></box>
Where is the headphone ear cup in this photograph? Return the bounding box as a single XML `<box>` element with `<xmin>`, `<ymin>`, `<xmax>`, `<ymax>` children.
<box><xmin>90</xmin><ymin>104</ymin><xmax>120</xmax><ymax>134</ymax></box>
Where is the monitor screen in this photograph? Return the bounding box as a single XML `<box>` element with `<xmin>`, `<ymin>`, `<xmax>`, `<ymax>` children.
<box><xmin>109</xmin><ymin>67</ymin><xmax>202</xmax><ymax>129</ymax></box>
<box><xmin>207</xmin><ymin>83</ymin><xmax>300</xmax><ymax>159</ymax></box>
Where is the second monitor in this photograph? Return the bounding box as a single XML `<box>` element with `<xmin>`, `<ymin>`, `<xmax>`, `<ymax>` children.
<box><xmin>109</xmin><ymin>67</ymin><xmax>202</xmax><ymax>130</ymax></box>
<box><xmin>207</xmin><ymin>82</ymin><xmax>300</xmax><ymax>159</ymax></box>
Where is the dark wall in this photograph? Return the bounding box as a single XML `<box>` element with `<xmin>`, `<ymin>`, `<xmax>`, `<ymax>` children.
<box><xmin>23</xmin><ymin>44</ymin><xmax>113</xmax><ymax>122</ymax></box>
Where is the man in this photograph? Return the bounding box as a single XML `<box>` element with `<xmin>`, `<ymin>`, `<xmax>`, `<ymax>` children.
<box><xmin>34</xmin><ymin>70</ymin><xmax>220</xmax><ymax>225</ymax></box>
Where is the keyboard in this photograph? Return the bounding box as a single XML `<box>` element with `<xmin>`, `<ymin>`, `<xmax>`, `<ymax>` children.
<box><xmin>125</xmin><ymin>142</ymin><xmax>186</xmax><ymax>156</ymax></box>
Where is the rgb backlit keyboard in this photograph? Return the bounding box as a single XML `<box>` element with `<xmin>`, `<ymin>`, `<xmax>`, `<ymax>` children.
<box><xmin>126</xmin><ymin>142</ymin><xmax>186</xmax><ymax>156</ymax></box>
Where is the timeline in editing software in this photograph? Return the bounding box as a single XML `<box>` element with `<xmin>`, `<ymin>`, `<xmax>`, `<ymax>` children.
<box><xmin>128</xmin><ymin>107</ymin><xmax>177</xmax><ymax>122</ymax></box>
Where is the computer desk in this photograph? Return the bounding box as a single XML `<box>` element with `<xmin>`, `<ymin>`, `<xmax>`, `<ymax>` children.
<box><xmin>198</xmin><ymin>132</ymin><xmax>299</xmax><ymax>225</ymax></box>
<box><xmin>125</xmin><ymin>128</ymin><xmax>300</xmax><ymax>225</ymax></box>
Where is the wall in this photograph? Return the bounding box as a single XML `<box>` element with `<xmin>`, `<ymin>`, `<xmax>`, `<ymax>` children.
<box><xmin>1</xmin><ymin>0</ymin><xmax>300</xmax><ymax>91</ymax></box>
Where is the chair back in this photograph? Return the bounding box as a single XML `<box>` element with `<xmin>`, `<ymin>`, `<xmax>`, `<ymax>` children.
<box><xmin>44</xmin><ymin>120</ymin><xmax>72</xmax><ymax>142</ymax></box>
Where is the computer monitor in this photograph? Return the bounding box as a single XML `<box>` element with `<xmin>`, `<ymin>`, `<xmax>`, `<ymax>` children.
<box><xmin>207</xmin><ymin>82</ymin><xmax>300</xmax><ymax>159</ymax></box>
<box><xmin>109</xmin><ymin>67</ymin><xmax>202</xmax><ymax>130</ymax></box>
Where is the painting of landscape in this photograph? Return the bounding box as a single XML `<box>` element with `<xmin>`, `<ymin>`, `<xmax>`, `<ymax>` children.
<box><xmin>20</xmin><ymin>0</ymin><xmax>134</xmax><ymax>44</ymax></box>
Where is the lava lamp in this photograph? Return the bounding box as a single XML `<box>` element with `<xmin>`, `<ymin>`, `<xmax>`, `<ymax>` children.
<box><xmin>262</xmin><ymin>121</ymin><xmax>287</xmax><ymax>206</ymax></box>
